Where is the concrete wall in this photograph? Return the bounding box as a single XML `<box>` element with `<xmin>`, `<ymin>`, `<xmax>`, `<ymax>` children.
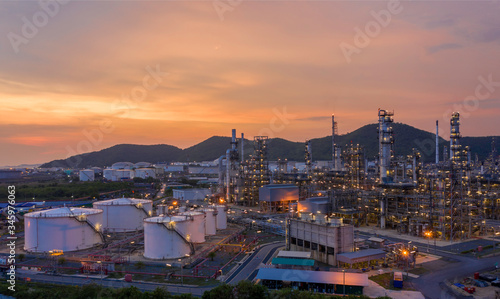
<box><xmin>288</xmin><ymin>219</ymin><xmax>354</xmax><ymax>266</ymax></box>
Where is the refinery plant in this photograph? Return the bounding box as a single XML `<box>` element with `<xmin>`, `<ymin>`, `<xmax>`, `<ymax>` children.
<box><xmin>218</xmin><ymin>110</ymin><xmax>499</xmax><ymax>242</ymax></box>
<box><xmin>1</xmin><ymin>108</ymin><xmax>499</xmax><ymax>298</ymax></box>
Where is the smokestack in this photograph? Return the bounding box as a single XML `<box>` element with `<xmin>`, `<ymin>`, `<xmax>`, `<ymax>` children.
<box><xmin>241</xmin><ymin>133</ymin><xmax>244</xmax><ymax>162</ymax></box>
<box><xmin>436</xmin><ymin>120</ymin><xmax>439</xmax><ymax>164</ymax></box>
<box><xmin>332</xmin><ymin>114</ymin><xmax>335</xmax><ymax>170</ymax></box>
<box><xmin>231</xmin><ymin>129</ymin><xmax>236</xmax><ymax>150</ymax></box>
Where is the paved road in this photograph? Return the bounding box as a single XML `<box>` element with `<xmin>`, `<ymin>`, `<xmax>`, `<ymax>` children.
<box><xmin>225</xmin><ymin>242</ymin><xmax>284</xmax><ymax>285</ymax></box>
<box><xmin>356</xmin><ymin>230</ymin><xmax>500</xmax><ymax>299</ymax></box>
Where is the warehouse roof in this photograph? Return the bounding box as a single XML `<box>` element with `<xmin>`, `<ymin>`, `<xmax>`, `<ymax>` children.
<box><xmin>256</xmin><ymin>268</ymin><xmax>369</xmax><ymax>286</ymax></box>
<box><xmin>271</xmin><ymin>258</ymin><xmax>315</xmax><ymax>266</ymax></box>
<box><xmin>336</xmin><ymin>249</ymin><xmax>386</xmax><ymax>264</ymax></box>
<box><xmin>276</xmin><ymin>251</ymin><xmax>311</xmax><ymax>259</ymax></box>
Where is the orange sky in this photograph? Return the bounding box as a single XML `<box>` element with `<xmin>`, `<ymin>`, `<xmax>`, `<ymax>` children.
<box><xmin>1</xmin><ymin>1</ymin><xmax>499</xmax><ymax>166</ymax></box>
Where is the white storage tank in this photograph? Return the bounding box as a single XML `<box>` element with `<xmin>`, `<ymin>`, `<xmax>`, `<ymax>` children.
<box><xmin>93</xmin><ymin>198</ymin><xmax>153</xmax><ymax>232</ymax></box>
<box><xmin>156</xmin><ymin>204</ymin><xmax>169</xmax><ymax>216</ymax></box>
<box><xmin>200</xmin><ymin>208</ymin><xmax>217</xmax><ymax>236</ymax></box>
<box><xmin>135</xmin><ymin>168</ymin><xmax>156</xmax><ymax>179</ymax></box>
<box><xmin>103</xmin><ymin>168</ymin><xmax>117</xmax><ymax>181</ymax></box>
<box><xmin>144</xmin><ymin>216</ymin><xmax>192</xmax><ymax>259</ymax></box>
<box><xmin>211</xmin><ymin>205</ymin><xmax>227</xmax><ymax>230</ymax></box>
<box><xmin>24</xmin><ymin>207</ymin><xmax>103</xmax><ymax>253</ymax></box>
<box><xmin>179</xmin><ymin>211</ymin><xmax>205</xmax><ymax>243</ymax></box>
<box><xmin>79</xmin><ymin>169</ymin><xmax>95</xmax><ymax>181</ymax></box>
<box><xmin>116</xmin><ymin>169</ymin><xmax>134</xmax><ymax>180</ymax></box>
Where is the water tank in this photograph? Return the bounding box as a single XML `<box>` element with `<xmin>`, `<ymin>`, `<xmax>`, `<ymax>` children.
<box><xmin>93</xmin><ymin>198</ymin><xmax>153</xmax><ymax>232</ymax></box>
<box><xmin>156</xmin><ymin>204</ymin><xmax>169</xmax><ymax>216</ymax></box>
<box><xmin>144</xmin><ymin>216</ymin><xmax>191</xmax><ymax>259</ymax></box>
<box><xmin>211</xmin><ymin>205</ymin><xmax>227</xmax><ymax>229</ymax></box>
<box><xmin>103</xmin><ymin>169</ymin><xmax>117</xmax><ymax>181</ymax></box>
<box><xmin>79</xmin><ymin>169</ymin><xmax>95</xmax><ymax>182</ymax></box>
<box><xmin>200</xmin><ymin>209</ymin><xmax>217</xmax><ymax>235</ymax></box>
<box><xmin>135</xmin><ymin>168</ymin><xmax>156</xmax><ymax>179</ymax></box>
<box><xmin>179</xmin><ymin>211</ymin><xmax>205</xmax><ymax>243</ymax></box>
<box><xmin>24</xmin><ymin>207</ymin><xmax>103</xmax><ymax>252</ymax></box>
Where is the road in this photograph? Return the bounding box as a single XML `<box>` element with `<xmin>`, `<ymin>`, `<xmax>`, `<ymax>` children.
<box><xmin>356</xmin><ymin>230</ymin><xmax>500</xmax><ymax>299</ymax></box>
<box><xmin>225</xmin><ymin>242</ymin><xmax>284</xmax><ymax>285</ymax></box>
<box><xmin>16</xmin><ymin>241</ymin><xmax>285</xmax><ymax>296</ymax></box>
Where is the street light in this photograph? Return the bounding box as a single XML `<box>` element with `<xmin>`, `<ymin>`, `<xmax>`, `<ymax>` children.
<box><xmin>342</xmin><ymin>269</ymin><xmax>345</xmax><ymax>295</ymax></box>
<box><xmin>178</xmin><ymin>259</ymin><xmax>183</xmax><ymax>286</ymax></box>
<box><xmin>402</xmin><ymin>250</ymin><xmax>409</xmax><ymax>279</ymax></box>
<box><xmin>425</xmin><ymin>231</ymin><xmax>431</xmax><ymax>252</ymax></box>
<box><xmin>97</xmin><ymin>261</ymin><xmax>103</xmax><ymax>286</ymax></box>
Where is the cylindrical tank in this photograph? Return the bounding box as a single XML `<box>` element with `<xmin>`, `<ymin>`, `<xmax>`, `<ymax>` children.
<box><xmin>135</xmin><ymin>168</ymin><xmax>156</xmax><ymax>179</ymax></box>
<box><xmin>24</xmin><ymin>207</ymin><xmax>103</xmax><ymax>252</ymax></box>
<box><xmin>79</xmin><ymin>169</ymin><xmax>95</xmax><ymax>182</ymax></box>
<box><xmin>200</xmin><ymin>208</ymin><xmax>217</xmax><ymax>235</ymax></box>
<box><xmin>156</xmin><ymin>204</ymin><xmax>169</xmax><ymax>216</ymax></box>
<box><xmin>93</xmin><ymin>198</ymin><xmax>152</xmax><ymax>232</ymax></box>
<box><xmin>144</xmin><ymin>216</ymin><xmax>191</xmax><ymax>259</ymax></box>
<box><xmin>211</xmin><ymin>205</ymin><xmax>227</xmax><ymax>229</ymax></box>
<box><xmin>179</xmin><ymin>211</ymin><xmax>205</xmax><ymax>243</ymax></box>
<box><xmin>103</xmin><ymin>169</ymin><xmax>117</xmax><ymax>181</ymax></box>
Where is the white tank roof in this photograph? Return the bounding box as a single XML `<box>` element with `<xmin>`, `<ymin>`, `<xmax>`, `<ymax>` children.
<box><xmin>180</xmin><ymin>211</ymin><xmax>204</xmax><ymax>216</ymax></box>
<box><xmin>135</xmin><ymin>162</ymin><xmax>152</xmax><ymax>168</ymax></box>
<box><xmin>111</xmin><ymin>162</ymin><xmax>134</xmax><ymax>169</ymax></box>
<box><xmin>145</xmin><ymin>215</ymin><xmax>187</xmax><ymax>223</ymax></box>
<box><xmin>25</xmin><ymin>207</ymin><xmax>102</xmax><ymax>218</ymax></box>
<box><xmin>94</xmin><ymin>198</ymin><xmax>152</xmax><ymax>206</ymax></box>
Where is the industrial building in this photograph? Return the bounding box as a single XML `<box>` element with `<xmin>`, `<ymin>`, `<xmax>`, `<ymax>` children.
<box><xmin>256</xmin><ymin>268</ymin><xmax>368</xmax><ymax>295</ymax></box>
<box><xmin>287</xmin><ymin>217</ymin><xmax>354</xmax><ymax>266</ymax></box>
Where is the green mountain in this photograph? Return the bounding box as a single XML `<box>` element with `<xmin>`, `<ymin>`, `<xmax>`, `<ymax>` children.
<box><xmin>40</xmin><ymin>123</ymin><xmax>498</xmax><ymax>168</ymax></box>
<box><xmin>42</xmin><ymin>144</ymin><xmax>183</xmax><ymax>168</ymax></box>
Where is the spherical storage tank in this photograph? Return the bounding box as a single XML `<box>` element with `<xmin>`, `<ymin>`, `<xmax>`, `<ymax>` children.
<box><xmin>93</xmin><ymin>198</ymin><xmax>152</xmax><ymax>232</ymax></box>
<box><xmin>199</xmin><ymin>209</ymin><xmax>217</xmax><ymax>236</ymax></box>
<box><xmin>211</xmin><ymin>205</ymin><xmax>227</xmax><ymax>230</ymax></box>
<box><xmin>144</xmin><ymin>216</ymin><xmax>192</xmax><ymax>259</ymax></box>
<box><xmin>178</xmin><ymin>211</ymin><xmax>205</xmax><ymax>243</ymax></box>
<box><xmin>24</xmin><ymin>207</ymin><xmax>103</xmax><ymax>252</ymax></box>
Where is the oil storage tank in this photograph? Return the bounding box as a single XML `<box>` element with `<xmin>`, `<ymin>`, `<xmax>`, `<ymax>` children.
<box><xmin>93</xmin><ymin>198</ymin><xmax>152</xmax><ymax>232</ymax></box>
<box><xmin>24</xmin><ymin>207</ymin><xmax>103</xmax><ymax>252</ymax></box>
<box><xmin>144</xmin><ymin>216</ymin><xmax>194</xmax><ymax>259</ymax></box>
<box><xmin>211</xmin><ymin>205</ymin><xmax>227</xmax><ymax>230</ymax></box>
<box><xmin>179</xmin><ymin>211</ymin><xmax>205</xmax><ymax>243</ymax></box>
<box><xmin>200</xmin><ymin>208</ymin><xmax>217</xmax><ymax>235</ymax></box>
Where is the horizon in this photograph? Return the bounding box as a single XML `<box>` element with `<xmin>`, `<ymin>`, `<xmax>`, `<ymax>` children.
<box><xmin>1</xmin><ymin>1</ymin><xmax>500</xmax><ymax>166</ymax></box>
<box><xmin>6</xmin><ymin>120</ymin><xmax>498</xmax><ymax>169</ymax></box>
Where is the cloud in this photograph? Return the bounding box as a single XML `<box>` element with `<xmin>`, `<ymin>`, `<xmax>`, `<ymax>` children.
<box><xmin>426</xmin><ymin>43</ymin><xmax>462</xmax><ymax>54</ymax></box>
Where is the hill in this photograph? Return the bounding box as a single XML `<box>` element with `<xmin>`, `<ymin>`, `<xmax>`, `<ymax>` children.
<box><xmin>40</xmin><ymin>123</ymin><xmax>498</xmax><ymax>168</ymax></box>
<box><xmin>42</xmin><ymin>144</ymin><xmax>182</xmax><ymax>168</ymax></box>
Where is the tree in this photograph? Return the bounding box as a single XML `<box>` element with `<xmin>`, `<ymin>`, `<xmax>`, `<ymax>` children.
<box><xmin>149</xmin><ymin>287</ymin><xmax>172</xmax><ymax>299</ymax></box>
<box><xmin>135</xmin><ymin>261</ymin><xmax>146</xmax><ymax>269</ymax></box>
<box><xmin>234</xmin><ymin>280</ymin><xmax>268</xmax><ymax>299</ymax></box>
<box><xmin>57</xmin><ymin>257</ymin><xmax>66</xmax><ymax>265</ymax></box>
<box><xmin>202</xmin><ymin>284</ymin><xmax>234</xmax><ymax>299</ymax></box>
<box><xmin>207</xmin><ymin>251</ymin><xmax>216</xmax><ymax>261</ymax></box>
<box><xmin>18</xmin><ymin>254</ymin><xmax>25</xmax><ymax>262</ymax></box>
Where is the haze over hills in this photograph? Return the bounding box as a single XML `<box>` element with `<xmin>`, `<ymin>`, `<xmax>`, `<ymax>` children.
<box><xmin>40</xmin><ymin>123</ymin><xmax>498</xmax><ymax>169</ymax></box>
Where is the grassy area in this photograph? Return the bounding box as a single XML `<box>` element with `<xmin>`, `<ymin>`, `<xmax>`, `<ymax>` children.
<box><xmin>369</xmin><ymin>273</ymin><xmax>416</xmax><ymax>291</ymax></box>
<box><xmin>0</xmin><ymin>181</ymin><xmax>134</xmax><ymax>202</ymax></box>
